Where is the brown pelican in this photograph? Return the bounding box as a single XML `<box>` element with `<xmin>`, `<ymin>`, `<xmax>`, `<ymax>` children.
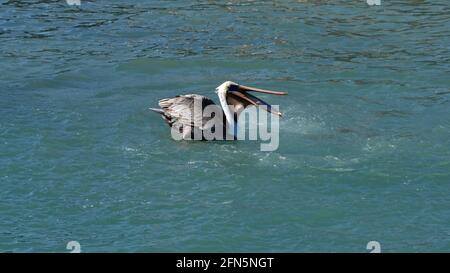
<box><xmin>150</xmin><ymin>81</ymin><xmax>288</xmax><ymax>140</ymax></box>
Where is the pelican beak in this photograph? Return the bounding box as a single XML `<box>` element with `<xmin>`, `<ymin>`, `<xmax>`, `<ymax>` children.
<box><xmin>237</xmin><ymin>84</ymin><xmax>288</xmax><ymax>96</ymax></box>
<box><xmin>228</xmin><ymin>83</ymin><xmax>288</xmax><ymax>116</ymax></box>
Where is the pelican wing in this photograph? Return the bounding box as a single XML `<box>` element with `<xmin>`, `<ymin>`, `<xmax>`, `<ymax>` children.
<box><xmin>157</xmin><ymin>94</ymin><xmax>220</xmax><ymax>132</ymax></box>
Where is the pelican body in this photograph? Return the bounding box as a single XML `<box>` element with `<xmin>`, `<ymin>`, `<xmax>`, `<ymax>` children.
<box><xmin>150</xmin><ymin>81</ymin><xmax>287</xmax><ymax>140</ymax></box>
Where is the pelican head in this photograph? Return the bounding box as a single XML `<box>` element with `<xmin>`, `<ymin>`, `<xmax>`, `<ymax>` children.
<box><xmin>215</xmin><ymin>81</ymin><xmax>288</xmax><ymax>126</ymax></box>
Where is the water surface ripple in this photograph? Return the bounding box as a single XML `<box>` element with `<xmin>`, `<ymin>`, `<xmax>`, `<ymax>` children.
<box><xmin>1</xmin><ymin>0</ymin><xmax>449</xmax><ymax>252</ymax></box>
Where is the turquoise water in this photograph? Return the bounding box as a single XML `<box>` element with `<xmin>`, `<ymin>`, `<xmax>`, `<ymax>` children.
<box><xmin>1</xmin><ymin>0</ymin><xmax>450</xmax><ymax>252</ymax></box>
